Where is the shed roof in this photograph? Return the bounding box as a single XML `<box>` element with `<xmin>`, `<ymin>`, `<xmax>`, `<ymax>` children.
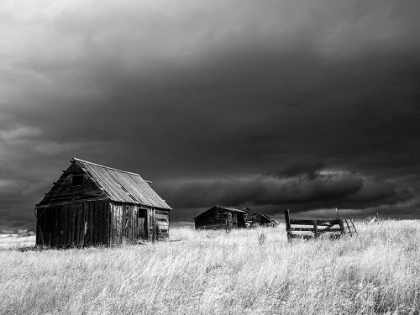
<box><xmin>193</xmin><ymin>205</ymin><xmax>245</xmax><ymax>220</ymax></box>
<box><xmin>73</xmin><ymin>158</ymin><xmax>171</xmax><ymax>210</ymax></box>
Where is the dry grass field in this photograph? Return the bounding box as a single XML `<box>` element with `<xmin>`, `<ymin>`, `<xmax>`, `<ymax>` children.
<box><xmin>0</xmin><ymin>220</ymin><xmax>419</xmax><ymax>315</ymax></box>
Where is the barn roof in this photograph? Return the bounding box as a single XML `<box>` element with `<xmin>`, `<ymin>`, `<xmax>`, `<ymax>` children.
<box><xmin>73</xmin><ymin>158</ymin><xmax>171</xmax><ymax>210</ymax></box>
<box><xmin>193</xmin><ymin>205</ymin><xmax>245</xmax><ymax>220</ymax></box>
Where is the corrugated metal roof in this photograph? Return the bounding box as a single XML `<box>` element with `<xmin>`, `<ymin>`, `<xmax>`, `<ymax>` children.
<box><xmin>73</xmin><ymin>158</ymin><xmax>171</xmax><ymax>210</ymax></box>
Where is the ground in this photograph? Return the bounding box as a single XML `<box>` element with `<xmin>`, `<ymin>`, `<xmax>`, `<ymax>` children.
<box><xmin>0</xmin><ymin>221</ymin><xmax>419</xmax><ymax>315</ymax></box>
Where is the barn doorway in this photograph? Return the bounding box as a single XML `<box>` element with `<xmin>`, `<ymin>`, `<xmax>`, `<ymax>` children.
<box><xmin>138</xmin><ymin>208</ymin><xmax>147</xmax><ymax>240</ymax></box>
<box><xmin>237</xmin><ymin>212</ymin><xmax>245</xmax><ymax>228</ymax></box>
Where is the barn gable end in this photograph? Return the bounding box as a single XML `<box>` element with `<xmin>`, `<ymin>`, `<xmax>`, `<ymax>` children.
<box><xmin>37</xmin><ymin>161</ymin><xmax>107</xmax><ymax>208</ymax></box>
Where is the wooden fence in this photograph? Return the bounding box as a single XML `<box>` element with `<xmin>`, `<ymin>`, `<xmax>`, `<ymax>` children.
<box><xmin>284</xmin><ymin>209</ymin><xmax>357</xmax><ymax>240</ymax></box>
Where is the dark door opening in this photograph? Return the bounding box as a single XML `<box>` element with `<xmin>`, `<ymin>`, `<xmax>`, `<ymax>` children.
<box><xmin>138</xmin><ymin>209</ymin><xmax>147</xmax><ymax>240</ymax></box>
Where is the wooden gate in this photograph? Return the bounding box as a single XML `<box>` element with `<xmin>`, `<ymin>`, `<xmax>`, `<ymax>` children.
<box><xmin>284</xmin><ymin>209</ymin><xmax>358</xmax><ymax>240</ymax></box>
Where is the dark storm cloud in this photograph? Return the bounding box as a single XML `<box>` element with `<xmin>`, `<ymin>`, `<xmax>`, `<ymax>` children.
<box><xmin>155</xmin><ymin>169</ymin><xmax>413</xmax><ymax>220</ymax></box>
<box><xmin>156</xmin><ymin>170</ymin><xmax>407</xmax><ymax>210</ymax></box>
<box><xmin>267</xmin><ymin>163</ymin><xmax>326</xmax><ymax>180</ymax></box>
<box><xmin>1</xmin><ymin>0</ymin><xmax>420</xmax><ymax>229</ymax></box>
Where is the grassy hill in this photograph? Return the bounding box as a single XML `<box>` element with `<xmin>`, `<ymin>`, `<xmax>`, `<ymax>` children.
<box><xmin>0</xmin><ymin>221</ymin><xmax>419</xmax><ymax>314</ymax></box>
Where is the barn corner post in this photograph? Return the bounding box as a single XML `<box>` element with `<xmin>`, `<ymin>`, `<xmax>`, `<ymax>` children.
<box><xmin>284</xmin><ymin>209</ymin><xmax>291</xmax><ymax>240</ymax></box>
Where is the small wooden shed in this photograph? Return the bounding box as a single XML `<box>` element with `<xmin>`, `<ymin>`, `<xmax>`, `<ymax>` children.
<box><xmin>242</xmin><ymin>208</ymin><xmax>278</xmax><ymax>227</ymax></box>
<box><xmin>35</xmin><ymin>158</ymin><xmax>172</xmax><ymax>247</ymax></box>
<box><xmin>193</xmin><ymin>205</ymin><xmax>246</xmax><ymax>230</ymax></box>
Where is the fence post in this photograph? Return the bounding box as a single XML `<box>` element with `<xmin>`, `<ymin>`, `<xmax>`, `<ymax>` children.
<box><xmin>284</xmin><ymin>209</ymin><xmax>291</xmax><ymax>240</ymax></box>
<box><xmin>313</xmin><ymin>220</ymin><xmax>318</xmax><ymax>238</ymax></box>
<box><xmin>339</xmin><ymin>219</ymin><xmax>345</xmax><ymax>236</ymax></box>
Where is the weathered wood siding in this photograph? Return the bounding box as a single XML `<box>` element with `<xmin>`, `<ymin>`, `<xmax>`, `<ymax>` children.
<box><xmin>37</xmin><ymin>200</ymin><xmax>171</xmax><ymax>247</ymax></box>
<box><xmin>110</xmin><ymin>203</ymin><xmax>144</xmax><ymax>244</ymax></box>
<box><xmin>36</xmin><ymin>199</ymin><xmax>110</xmax><ymax>247</ymax></box>
<box><xmin>195</xmin><ymin>208</ymin><xmax>245</xmax><ymax>230</ymax></box>
<box><xmin>38</xmin><ymin>162</ymin><xmax>106</xmax><ymax>207</ymax></box>
<box><xmin>109</xmin><ymin>203</ymin><xmax>170</xmax><ymax>244</ymax></box>
<box><xmin>156</xmin><ymin>210</ymin><xmax>170</xmax><ymax>240</ymax></box>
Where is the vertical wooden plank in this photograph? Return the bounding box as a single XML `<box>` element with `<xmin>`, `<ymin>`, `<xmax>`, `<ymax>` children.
<box><xmin>70</xmin><ymin>205</ymin><xmax>76</xmax><ymax>246</ymax></box>
<box><xmin>43</xmin><ymin>209</ymin><xmax>46</xmax><ymax>245</ymax></box>
<box><xmin>123</xmin><ymin>204</ymin><xmax>127</xmax><ymax>244</ymax></box>
<box><xmin>68</xmin><ymin>205</ymin><xmax>72</xmax><ymax>246</ymax></box>
<box><xmin>94</xmin><ymin>201</ymin><xmax>99</xmax><ymax>245</ymax></box>
<box><xmin>66</xmin><ymin>204</ymin><xmax>70</xmax><ymax>246</ymax></box>
<box><xmin>75</xmin><ymin>204</ymin><xmax>80</xmax><ymax>246</ymax></box>
<box><xmin>131</xmin><ymin>205</ymin><xmax>135</xmax><ymax>242</ymax></box>
<box><xmin>110</xmin><ymin>203</ymin><xmax>115</xmax><ymax>245</ymax></box>
<box><xmin>84</xmin><ymin>203</ymin><xmax>87</xmax><ymax>245</ymax></box>
<box><xmin>131</xmin><ymin>206</ymin><xmax>134</xmax><ymax>242</ymax></box>
<box><xmin>79</xmin><ymin>204</ymin><xmax>84</xmax><ymax>246</ymax></box>
<box><xmin>120</xmin><ymin>205</ymin><xmax>123</xmax><ymax>244</ymax></box>
<box><xmin>284</xmin><ymin>209</ymin><xmax>291</xmax><ymax>240</ymax></box>
<box><xmin>113</xmin><ymin>203</ymin><xmax>120</xmax><ymax>245</ymax></box>
<box><xmin>62</xmin><ymin>205</ymin><xmax>67</xmax><ymax>246</ymax></box>
<box><xmin>115</xmin><ymin>204</ymin><xmax>119</xmax><ymax>244</ymax></box>
<box><xmin>48</xmin><ymin>208</ymin><xmax>52</xmax><ymax>246</ymax></box>
<box><xmin>50</xmin><ymin>207</ymin><xmax>54</xmax><ymax>247</ymax></box>
<box><xmin>98</xmin><ymin>201</ymin><xmax>102</xmax><ymax>245</ymax></box>
<box><xmin>344</xmin><ymin>219</ymin><xmax>352</xmax><ymax>237</ymax></box>
<box><xmin>102</xmin><ymin>200</ymin><xmax>107</xmax><ymax>245</ymax></box>
<box><xmin>46</xmin><ymin>208</ymin><xmax>49</xmax><ymax>245</ymax></box>
<box><xmin>147</xmin><ymin>208</ymin><xmax>151</xmax><ymax>242</ymax></box>
<box><xmin>61</xmin><ymin>205</ymin><xmax>65</xmax><ymax>246</ymax></box>
<box><xmin>125</xmin><ymin>204</ymin><xmax>129</xmax><ymax>243</ymax></box>
<box><xmin>89</xmin><ymin>202</ymin><xmax>94</xmax><ymax>245</ymax></box>
<box><xmin>103</xmin><ymin>200</ymin><xmax>108</xmax><ymax>245</ymax></box>
<box><xmin>78</xmin><ymin>204</ymin><xmax>82</xmax><ymax>246</ymax></box>
<box><xmin>152</xmin><ymin>208</ymin><xmax>156</xmax><ymax>243</ymax></box>
<box><xmin>49</xmin><ymin>208</ymin><xmax>53</xmax><ymax>247</ymax></box>
<box><xmin>118</xmin><ymin>204</ymin><xmax>122</xmax><ymax>244</ymax></box>
<box><xmin>74</xmin><ymin>205</ymin><xmax>79</xmax><ymax>246</ymax></box>
<box><xmin>89</xmin><ymin>201</ymin><xmax>93</xmax><ymax>246</ymax></box>
<box><xmin>48</xmin><ymin>207</ymin><xmax>51</xmax><ymax>246</ymax></box>
<box><xmin>339</xmin><ymin>219</ymin><xmax>345</xmax><ymax>236</ymax></box>
<box><xmin>313</xmin><ymin>220</ymin><xmax>318</xmax><ymax>238</ymax></box>
<box><xmin>45</xmin><ymin>208</ymin><xmax>49</xmax><ymax>246</ymax></box>
<box><xmin>57</xmin><ymin>206</ymin><xmax>61</xmax><ymax>246</ymax></box>
<box><xmin>133</xmin><ymin>206</ymin><xmax>137</xmax><ymax>242</ymax></box>
<box><xmin>81</xmin><ymin>203</ymin><xmax>85</xmax><ymax>246</ymax></box>
<box><xmin>54</xmin><ymin>207</ymin><xmax>57</xmax><ymax>246</ymax></box>
<box><xmin>58</xmin><ymin>206</ymin><xmax>62</xmax><ymax>246</ymax></box>
<box><xmin>105</xmin><ymin>200</ymin><xmax>110</xmax><ymax>245</ymax></box>
<box><xmin>68</xmin><ymin>204</ymin><xmax>73</xmax><ymax>246</ymax></box>
<box><xmin>52</xmin><ymin>207</ymin><xmax>56</xmax><ymax>247</ymax></box>
<box><xmin>35</xmin><ymin>209</ymin><xmax>39</xmax><ymax>245</ymax></box>
<box><xmin>120</xmin><ymin>204</ymin><xmax>124</xmax><ymax>244</ymax></box>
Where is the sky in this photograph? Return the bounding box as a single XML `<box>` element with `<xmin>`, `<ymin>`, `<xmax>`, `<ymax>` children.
<box><xmin>1</xmin><ymin>0</ymin><xmax>420</xmax><ymax>231</ymax></box>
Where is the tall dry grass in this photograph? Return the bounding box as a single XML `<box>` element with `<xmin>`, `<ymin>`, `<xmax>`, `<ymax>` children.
<box><xmin>0</xmin><ymin>220</ymin><xmax>419</xmax><ymax>315</ymax></box>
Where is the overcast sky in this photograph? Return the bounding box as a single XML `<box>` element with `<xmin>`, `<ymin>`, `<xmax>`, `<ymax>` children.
<box><xmin>1</xmin><ymin>0</ymin><xmax>420</xmax><ymax>231</ymax></box>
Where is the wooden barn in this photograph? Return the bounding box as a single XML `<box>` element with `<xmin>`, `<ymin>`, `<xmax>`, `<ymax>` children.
<box><xmin>193</xmin><ymin>205</ymin><xmax>246</xmax><ymax>230</ymax></box>
<box><xmin>35</xmin><ymin>158</ymin><xmax>172</xmax><ymax>247</ymax></box>
<box><xmin>242</xmin><ymin>208</ymin><xmax>278</xmax><ymax>227</ymax></box>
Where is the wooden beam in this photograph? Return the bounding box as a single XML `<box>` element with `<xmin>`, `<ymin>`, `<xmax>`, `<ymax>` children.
<box><xmin>284</xmin><ymin>209</ymin><xmax>291</xmax><ymax>240</ymax></box>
